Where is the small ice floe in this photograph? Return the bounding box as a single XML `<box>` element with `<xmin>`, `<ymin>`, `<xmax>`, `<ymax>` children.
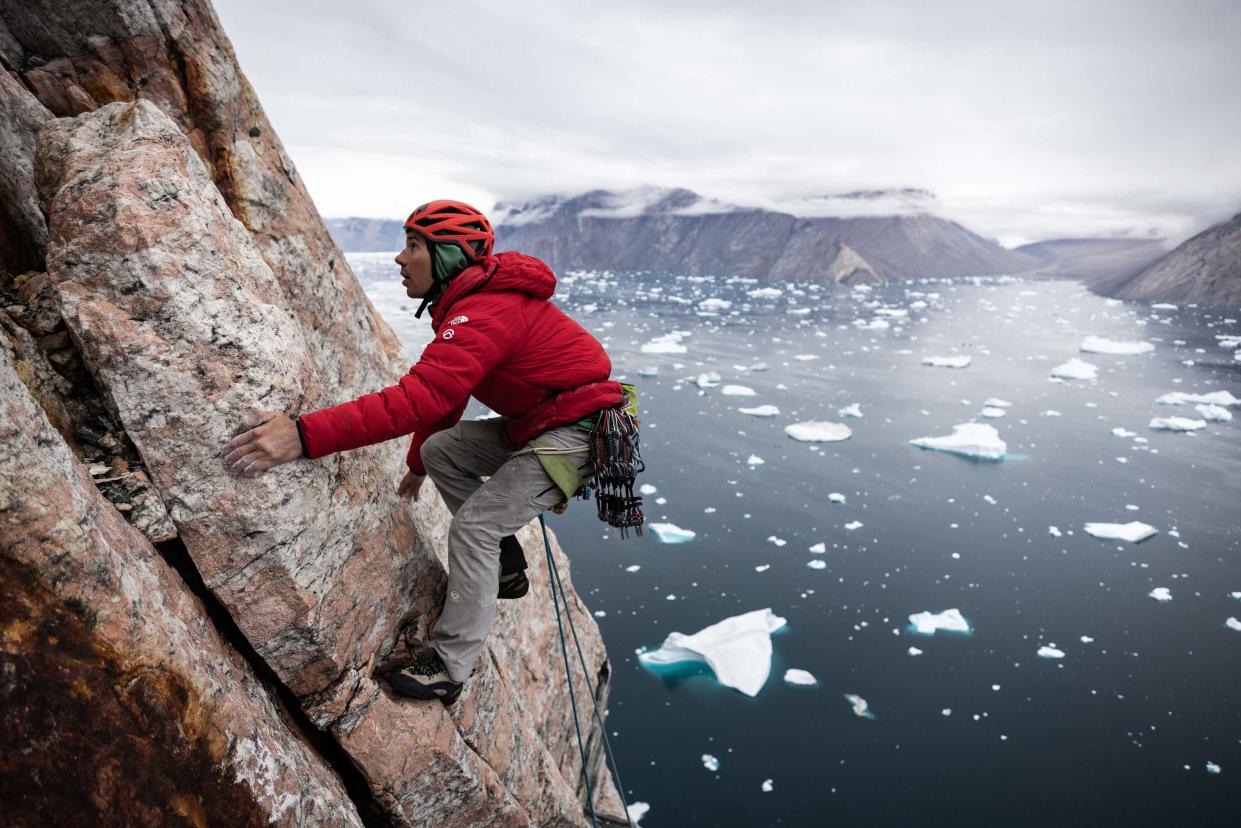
<box><xmin>1231</xmin><ymin>592</ymin><xmax>1241</xmax><ymax>600</ymax></box>
<box><xmin>698</xmin><ymin>298</ymin><xmax>732</xmax><ymax>312</ymax></box>
<box><xmin>627</xmin><ymin>802</ymin><xmax>651</xmax><ymax>824</ymax></box>
<box><xmin>747</xmin><ymin>454</ymin><xmax>765</xmax><ymax>466</ymax></box>
<box><xmin>637</xmin><ymin>608</ymin><xmax>788</xmax><ymax>696</ymax></box>
<box><xmin>1050</xmin><ymin>358</ymin><xmax>1098</xmax><ymax>380</ymax></box>
<box><xmin>828</xmin><ymin>492</ymin><xmax>846</xmax><ymax>503</ymax></box>
<box><xmin>767</xmin><ymin>535</ymin><xmax>787</xmax><ymax>547</ymax></box>
<box><xmin>1156</xmin><ymin>390</ymin><xmax>1239</xmax><ymax>407</ymax></box>
<box><xmin>1081</xmin><ymin>635</ymin><xmax>1094</xmax><ymax>643</ymax></box>
<box><xmin>922</xmin><ymin>355</ymin><xmax>972</xmax><ymax>368</ymax></box>
<box><xmin>794</xmin><ymin>353</ymin><xmax>819</xmax><ymax>361</ymax></box>
<box><xmin>908</xmin><ymin>609</ymin><xmax>972</xmax><ymax>635</ymax></box>
<box><xmin>981</xmin><ymin>406</ymin><xmax>1007</xmax><ymax>418</ymax></box>
<box><xmin>640</xmin><ymin>332</ymin><xmax>689</xmax><ymax>354</ymax></box>
<box><xmin>721</xmin><ymin>385</ymin><xmax>756</xmax><ymax>396</ymax></box>
<box><xmin>1149</xmin><ymin>587</ymin><xmax>1172</xmax><ymax>602</ymax></box>
<box><xmin>739</xmin><ymin>404</ymin><xmax>780</xmax><ymax>417</ymax></box>
<box><xmin>1042</xmin><ymin>410</ymin><xmax>1062</xmax><ymax>417</ymax></box>
<box><xmin>754</xmin><ymin>564</ymin><xmax>770</xmax><ymax>572</ymax></box>
<box><xmin>1037</xmin><ymin>645</ymin><xmax>1066</xmax><ymax>659</ymax></box>
<box><xmin>907</xmin><ymin>646</ymin><xmax>923</xmax><ymax>656</ymax></box>
<box><xmin>844</xmin><ymin>521</ymin><xmax>864</xmax><ymax>531</ymax></box>
<box><xmin>640</xmin><ymin>483</ymin><xmax>658</xmax><ymax>495</ymax></box>
<box><xmin>785</xmin><ymin>421</ymin><xmax>853</xmax><ymax>442</ymax></box>
<box><xmin>625</xmin><ymin>565</ymin><xmax>642</xmax><ymax>572</ymax></box>
<box><xmin>761</xmin><ymin>779</ymin><xmax>774</xmax><ymax>792</ymax></box>
<box><xmin>784</xmin><ymin>669</ymin><xmax>818</xmax><ymax>686</ymax></box>
<box><xmin>807</xmin><ymin>560</ymin><xmax>827</xmax><ymax>570</ymax></box>
<box><xmin>1206</xmin><ymin>762</ymin><xmax>1222</xmax><ymax>775</ymax></box>
<box><xmin>1083</xmin><ymin>521</ymin><xmax>1157</xmax><ymax>543</ymax></box>
<box><xmin>839</xmin><ymin>403</ymin><xmax>863</xmax><ymax>418</ymax></box>
<box><xmin>1080</xmin><ymin>336</ymin><xmax>1154</xmax><ymax>355</ymax></box>
<box><xmin>594</xmin><ymin>610</ymin><xmax>607</xmax><ymax>617</ymax></box>
<box><xmin>1149</xmin><ymin>417</ymin><xmax>1206</xmax><ymax>432</ymax></box>
<box><xmin>984</xmin><ymin>398</ymin><xmax>1013</xmax><ymax>408</ymax></box>
<box><xmin>909</xmin><ymin>423</ymin><xmax>1006</xmax><ymax>461</ymax></box>
<box><xmin>692</xmin><ymin>371</ymin><xmax>721</xmax><ymax>388</ymax></box>
<box><xmin>843</xmin><ymin>693</ymin><xmax>876</xmax><ymax>719</ymax></box>
<box><xmin>637</xmin><ymin>365</ymin><xmax>659</xmax><ymax>378</ymax></box>
<box><xmin>1195</xmin><ymin>403</ymin><xmax>1232</xmax><ymax>422</ymax></box>
<box><xmin>1151</xmin><ymin>303</ymin><xmax>1179</xmax><ymax>310</ymax></box>
<box><xmin>702</xmin><ymin>754</ymin><xmax>720</xmax><ymax>771</ymax></box>
<box><xmin>649</xmin><ymin>523</ymin><xmax>696</xmax><ymax>543</ymax></box>
<box><xmin>1225</xmin><ymin>617</ymin><xmax>1241</xmax><ymax>632</ymax></box>
<box><xmin>1049</xmin><ymin>526</ymin><xmax>1063</xmax><ymax>537</ymax></box>
<box><xmin>1111</xmin><ymin>427</ymin><xmax>1137</xmax><ymax>438</ymax></box>
<box><xmin>747</xmin><ymin>287</ymin><xmax>783</xmax><ymax>299</ymax></box>
<box><xmin>809</xmin><ymin>542</ymin><xmax>827</xmax><ymax>553</ymax></box>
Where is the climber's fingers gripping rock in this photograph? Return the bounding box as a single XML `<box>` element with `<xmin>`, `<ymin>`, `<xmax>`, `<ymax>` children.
<box><xmin>397</xmin><ymin>469</ymin><xmax>425</xmax><ymax>501</ymax></box>
<box><xmin>220</xmin><ymin>409</ymin><xmax>304</xmax><ymax>477</ymax></box>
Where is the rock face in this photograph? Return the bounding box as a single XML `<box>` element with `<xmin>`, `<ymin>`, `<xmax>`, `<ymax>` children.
<box><xmin>494</xmin><ymin>186</ymin><xmax>1039</xmax><ymax>280</ymax></box>
<box><xmin>1</xmin><ymin>1</ymin><xmax>625</xmax><ymax>825</ymax></box>
<box><xmin>0</xmin><ymin>339</ymin><xmax>364</xmax><ymax>827</ymax></box>
<box><xmin>1109</xmin><ymin>212</ymin><xmax>1241</xmax><ymax>305</ymax></box>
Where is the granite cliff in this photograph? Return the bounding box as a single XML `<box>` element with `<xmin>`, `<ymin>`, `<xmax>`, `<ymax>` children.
<box><xmin>1108</xmin><ymin>211</ymin><xmax>1241</xmax><ymax>306</ymax></box>
<box><xmin>0</xmin><ymin>2</ymin><xmax>624</xmax><ymax>825</ymax></box>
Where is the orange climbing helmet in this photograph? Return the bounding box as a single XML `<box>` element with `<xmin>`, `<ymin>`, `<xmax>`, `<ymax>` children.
<box><xmin>403</xmin><ymin>200</ymin><xmax>494</xmax><ymax>262</ymax></box>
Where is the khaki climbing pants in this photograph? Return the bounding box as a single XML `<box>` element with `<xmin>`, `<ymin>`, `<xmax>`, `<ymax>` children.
<box><xmin>421</xmin><ymin>416</ymin><xmax>594</xmax><ymax>683</ymax></box>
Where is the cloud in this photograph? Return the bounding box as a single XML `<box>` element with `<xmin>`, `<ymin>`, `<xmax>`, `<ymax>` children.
<box><xmin>214</xmin><ymin>0</ymin><xmax>1241</xmax><ymax>244</ymax></box>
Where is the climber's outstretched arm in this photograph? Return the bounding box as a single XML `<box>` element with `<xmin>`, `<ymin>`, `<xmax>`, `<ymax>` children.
<box><xmin>220</xmin><ymin>409</ymin><xmax>304</xmax><ymax>477</ymax></box>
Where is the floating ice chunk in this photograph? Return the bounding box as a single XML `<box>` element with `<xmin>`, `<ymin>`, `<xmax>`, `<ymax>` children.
<box><xmin>1080</xmin><ymin>635</ymin><xmax>1094</xmax><ymax>643</ymax></box>
<box><xmin>1149</xmin><ymin>416</ymin><xmax>1206</xmax><ymax>431</ymax></box>
<box><xmin>639</xmin><ymin>483</ymin><xmax>658</xmax><ymax>495</ymax></box>
<box><xmin>907</xmin><ymin>647</ymin><xmax>923</xmax><ymax>656</ymax></box>
<box><xmin>981</xmin><ymin>407</ymin><xmax>1007</xmax><ymax>418</ymax></box>
<box><xmin>809</xmin><ymin>542</ymin><xmax>827</xmax><ymax>553</ymax></box>
<box><xmin>794</xmin><ymin>353</ymin><xmax>819</xmax><ymax>361</ymax></box>
<box><xmin>750</xmin><ymin>362</ymin><xmax>769</xmax><ymax>372</ymax></box>
<box><xmin>702</xmin><ymin>754</ymin><xmax>720</xmax><ymax>771</ymax></box>
<box><xmin>638</xmin><ymin>366</ymin><xmax>659</xmax><ymax>377</ymax></box>
<box><xmin>1151</xmin><ymin>303</ymin><xmax>1179</xmax><ymax>310</ymax></box>
<box><xmin>922</xmin><ymin>355</ymin><xmax>972</xmax><ymax>368</ymax></box>
<box><xmin>1037</xmin><ymin>646</ymin><xmax>1065</xmax><ymax>659</ymax></box>
<box><xmin>785</xmin><ymin>421</ymin><xmax>852</xmax><ymax>442</ymax></box>
<box><xmin>784</xmin><ymin>669</ymin><xmax>818</xmax><ymax>686</ymax></box>
<box><xmin>843</xmin><ymin>693</ymin><xmax>876</xmax><ymax>719</ymax></box>
<box><xmin>698</xmin><ymin>298</ymin><xmax>732</xmax><ymax>312</ymax></box>
<box><xmin>739</xmin><ymin>404</ymin><xmax>780</xmax><ymax>417</ymax></box>
<box><xmin>692</xmin><ymin>371</ymin><xmax>721</xmax><ymax>388</ymax></box>
<box><xmin>649</xmin><ymin>523</ymin><xmax>696</xmax><ymax>543</ymax></box>
<box><xmin>747</xmin><ymin>454</ymin><xmax>765</xmax><ymax>466</ymax></box>
<box><xmin>1231</xmin><ymin>592</ymin><xmax>1241</xmax><ymax>601</ymax></box>
<box><xmin>747</xmin><ymin>287</ymin><xmax>783</xmax><ymax>299</ymax></box>
<box><xmin>839</xmin><ymin>403</ymin><xmax>863</xmax><ymax>418</ymax></box>
<box><xmin>641</xmin><ymin>333</ymin><xmax>688</xmax><ymax>354</ymax></box>
<box><xmin>637</xmin><ymin>608</ymin><xmax>788</xmax><ymax>696</ymax></box>
<box><xmin>854</xmin><ymin>318</ymin><xmax>889</xmax><ymax>330</ymax></box>
<box><xmin>1195</xmin><ymin>403</ymin><xmax>1232</xmax><ymax>422</ymax></box>
<box><xmin>721</xmin><ymin>385</ymin><xmax>756</xmax><ymax>396</ymax></box>
<box><xmin>806</xmin><ymin>560</ymin><xmax>827</xmax><ymax>570</ymax></box>
<box><xmin>755</xmin><ymin>564</ymin><xmax>770</xmax><ymax>572</ymax></box>
<box><xmin>908</xmin><ymin>609</ymin><xmax>972</xmax><ymax>635</ymax></box>
<box><xmin>767</xmin><ymin>535</ymin><xmax>787</xmax><ymax>547</ymax></box>
<box><xmin>1111</xmin><ymin>427</ymin><xmax>1137</xmax><ymax>438</ymax></box>
<box><xmin>844</xmin><ymin>521</ymin><xmax>864</xmax><ymax>531</ymax></box>
<box><xmin>1156</xmin><ymin>390</ymin><xmax>1239</xmax><ymax>406</ymax></box>
<box><xmin>761</xmin><ymin>779</ymin><xmax>774</xmax><ymax>792</ymax></box>
<box><xmin>828</xmin><ymin>492</ymin><xmax>846</xmax><ymax>503</ymax></box>
<box><xmin>1226</xmin><ymin>618</ymin><xmax>1241</xmax><ymax>632</ymax></box>
<box><xmin>1050</xmin><ymin>358</ymin><xmax>1098</xmax><ymax>380</ymax></box>
<box><xmin>625</xmin><ymin>565</ymin><xmax>641</xmax><ymax>572</ymax></box>
<box><xmin>909</xmin><ymin>423</ymin><xmax>1006</xmax><ymax>461</ymax></box>
<box><xmin>1206</xmin><ymin>762</ymin><xmax>1221</xmax><ymax>774</ymax></box>
<box><xmin>1049</xmin><ymin>526</ymin><xmax>1062</xmax><ymax>537</ymax></box>
<box><xmin>627</xmin><ymin>802</ymin><xmax>650</xmax><ymax>823</ymax></box>
<box><xmin>1080</xmin><ymin>336</ymin><xmax>1154</xmax><ymax>355</ymax></box>
<box><xmin>1042</xmin><ymin>410</ymin><xmax>1062</xmax><ymax>417</ymax></box>
<box><xmin>1084</xmin><ymin>521</ymin><xmax>1157</xmax><ymax>543</ymax></box>
<box><xmin>984</xmin><ymin>398</ymin><xmax>1013</xmax><ymax>408</ymax></box>
<box><xmin>1149</xmin><ymin>587</ymin><xmax>1172</xmax><ymax>602</ymax></box>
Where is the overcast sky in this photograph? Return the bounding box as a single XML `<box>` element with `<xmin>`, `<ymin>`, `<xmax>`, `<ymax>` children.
<box><xmin>214</xmin><ymin>0</ymin><xmax>1241</xmax><ymax>247</ymax></box>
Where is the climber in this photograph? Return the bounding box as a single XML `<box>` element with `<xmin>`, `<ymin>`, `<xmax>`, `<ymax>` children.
<box><xmin>218</xmin><ymin>200</ymin><xmax>632</xmax><ymax>706</ymax></box>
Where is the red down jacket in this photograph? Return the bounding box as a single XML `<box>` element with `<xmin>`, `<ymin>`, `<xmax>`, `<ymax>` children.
<box><xmin>297</xmin><ymin>251</ymin><xmax>622</xmax><ymax>476</ymax></box>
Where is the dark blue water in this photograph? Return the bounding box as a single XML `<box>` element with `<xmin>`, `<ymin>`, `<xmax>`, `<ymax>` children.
<box><xmin>351</xmin><ymin>254</ymin><xmax>1241</xmax><ymax>827</ymax></box>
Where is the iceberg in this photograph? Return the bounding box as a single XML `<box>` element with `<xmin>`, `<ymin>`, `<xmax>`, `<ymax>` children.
<box><xmin>649</xmin><ymin>523</ymin><xmax>696</xmax><ymax>543</ymax></box>
<box><xmin>639</xmin><ymin>483</ymin><xmax>658</xmax><ymax>495</ymax></box>
<box><xmin>721</xmin><ymin>384</ymin><xmax>756</xmax><ymax>396</ymax></box>
<box><xmin>641</xmin><ymin>333</ymin><xmax>688</xmax><ymax>354</ymax></box>
<box><xmin>806</xmin><ymin>560</ymin><xmax>827</xmax><ymax>570</ymax></box>
<box><xmin>739</xmin><ymin>404</ymin><xmax>780</xmax><ymax>417</ymax></box>
<box><xmin>627</xmin><ymin>802</ymin><xmax>651</xmax><ymax>824</ymax></box>
<box><xmin>922</xmin><ymin>355</ymin><xmax>972</xmax><ymax>368</ymax></box>
<box><xmin>839</xmin><ymin>403</ymin><xmax>863</xmax><ymax>418</ymax></box>
<box><xmin>844</xmin><ymin>520</ymin><xmax>863</xmax><ymax>531</ymax></box>
<box><xmin>1149</xmin><ymin>417</ymin><xmax>1206</xmax><ymax>431</ymax></box>
<box><xmin>981</xmin><ymin>406</ymin><xmax>1007</xmax><ymax>418</ymax></box>
<box><xmin>1196</xmin><ymin>403</ymin><xmax>1232</xmax><ymax>422</ymax></box>
<box><xmin>984</xmin><ymin>398</ymin><xmax>1013</xmax><ymax>408</ymax></box>
<box><xmin>785</xmin><ymin>421</ymin><xmax>853</xmax><ymax>442</ymax></box>
<box><xmin>908</xmin><ymin>608</ymin><xmax>972</xmax><ymax>635</ymax></box>
<box><xmin>761</xmin><ymin>779</ymin><xmax>774</xmax><ymax>792</ymax></box>
<box><xmin>1156</xmin><ymin>390</ymin><xmax>1239</xmax><ymax>407</ymax></box>
<box><xmin>747</xmin><ymin>287</ymin><xmax>783</xmax><ymax>299</ymax></box>
<box><xmin>908</xmin><ymin>647</ymin><xmax>923</xmax><ymax>656</ymax></box>
<box><xmin>1080</xmin><ymin>336</ymin><xmax>1154</xmax><ymax>355</ymax></box>
<box><xmin>747</xmin><ymin>454</ymin><xmax>765</xmax><ymax>466</ymax></box>
<box><xmin>1083</xmin><ymin>521</ymin><xmax>1157</xmax><ymax>543</ymax></box>
<box><xmin>1225</xmin><ymin>617</ymin><xmax>1241</xmax><ymax>632</ymax></box>
<box><xmin>828</xmin><ymin>492</ymin><xmax>846</xmax><ymax>503</ymax></box>
<box><xmin>1149</xmin><ymin>587</ymin><xmax>1172</xmax><ymax>602</ymax></box>
<box><xmin>637</xmin><ymin>365</ymin><xmax>659</xmax><ymax>377</ymax></box>
<box><xmin>809</xmin><ymin>542</ymin><xmax>827</xmax><ymax>553</ymax></box>
<box><xmin>784</xmin><ymin>669</ymin><xmax>818</xmax><ymax>686</ymax></box>
<box><xmin>1206</xmin><ymin>762</ymin><xmax>1222</xmax><ymax>775</ymax></box>
<box><xmin>637</xmin><ymin>608</ymin><xmax>788</xmax><ymax>697</ymax></box>
<box><xmin>1037</xmin><ymin>645</ymin><xmax>1065</xmax><ymax>659</ymax></box>
<box><xmin>794</xmin><ymin>353</ymin><xmax>819</xmax><ymax>361</ymax></box>
<box><xmin>1050</xmin><ymin>358</ymin><xmax>1098</xmax><ymax>380</ymax></box>
<box><xmin>698</xmin><ymin>298</ymin><xmax>732</xmax><ymax>312</ymax></box>
<box><xmin>909</xmin><ymin>423</ymin><xmax>1006</xmax><ymax>461</ymax></box>
<box><xmin>843</xmin><ymin>693</ymin><xmax>876</xmax><ymax>719</ymax></box>
<box><xmin>702</xmin><ymin>754</ymin><xmax>720</xmax><ymax>771</ymax></box>
<box><xmin>1111</xmin><ymin>427</ymin><xmax>1137</xmax><ymax>438</ymax></box>
<box><xmin>1151</xmin><ymin>303</ymin><xmax>1178</xmax><ymax>310</ymax></box>
<box><xmin>692</xmin><ymin>371</ymin><xmax>721</xmax><ymax>388</ymax></box>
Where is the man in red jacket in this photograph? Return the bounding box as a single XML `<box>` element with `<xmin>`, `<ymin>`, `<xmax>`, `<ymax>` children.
<box><xmin>220</xmin><ymin>201</ymin><xmax>622</xmax><ymax>706</ymax></box>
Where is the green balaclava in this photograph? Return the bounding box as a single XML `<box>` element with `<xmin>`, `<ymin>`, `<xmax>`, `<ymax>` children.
<box><xmin>414</xmin><ymin>241</ymin><xmax>473</xmax><ymax>319</ymax></box>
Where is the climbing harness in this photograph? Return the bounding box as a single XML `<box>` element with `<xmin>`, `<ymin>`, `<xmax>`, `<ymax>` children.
<box><xmin>540</xmin><ymin>513</ymin><xmax>635</xmax><ymax>828</ymax></box>
<box><xmin>580</xmin><ymin>384</ymin><xmax>645</xmax><ymax>537</ymax></box>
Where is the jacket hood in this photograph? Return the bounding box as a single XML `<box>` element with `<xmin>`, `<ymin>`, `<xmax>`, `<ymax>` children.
<box><xmin>430</xmin><ymin>251</ymin><xmax>557</xmax><ymax>329</ymax></box>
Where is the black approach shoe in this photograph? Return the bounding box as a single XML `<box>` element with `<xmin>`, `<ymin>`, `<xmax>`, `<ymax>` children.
<box><xmin>498</xmin><ymin>534</ymin><xmax>529</xmax><ymax>600</ymax></box>
<box><xmin>384</xmin><ymin>647</ymin><xmax>463</xmax><ymax>707</ymax></box>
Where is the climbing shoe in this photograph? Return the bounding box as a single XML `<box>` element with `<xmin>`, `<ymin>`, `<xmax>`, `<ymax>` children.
<box><xmin>498</xmin><ymin>534</ymin><xmax>529</xmax><ymax>600</ymax></box>
<box><xmin>384</xmin><ymin>646</ymin><xmax>464</xmax><ymax>707</ymax></box>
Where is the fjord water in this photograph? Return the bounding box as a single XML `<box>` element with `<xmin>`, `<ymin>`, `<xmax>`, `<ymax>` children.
<box><xmin>349</xmin><ymin>253</ymin><xmax>1240</xmax><ymax>826</ymax></box>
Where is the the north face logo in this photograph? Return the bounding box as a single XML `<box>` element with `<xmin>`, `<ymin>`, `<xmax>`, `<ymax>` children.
<box><xmin>447</xmin><ymin>315</ymin><xmax>469</xmax><ymax>325</ymax></box>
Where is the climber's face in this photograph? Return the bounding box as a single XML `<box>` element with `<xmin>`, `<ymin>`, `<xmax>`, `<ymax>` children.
<box><xmin>396</xmin><ymin>232</ymin><xmax>433</xmax><ymax>298</ymax></box>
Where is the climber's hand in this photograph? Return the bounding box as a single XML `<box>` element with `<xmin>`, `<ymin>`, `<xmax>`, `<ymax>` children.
<box><xmin>397</xmin><ymin>470</ymin><xmax>425</xmax><ymax>501</ymax></box>
<box><xmin>221</xmin><ymin>409</ymin><xmax>304</xmax><ymax>477</ymax></box>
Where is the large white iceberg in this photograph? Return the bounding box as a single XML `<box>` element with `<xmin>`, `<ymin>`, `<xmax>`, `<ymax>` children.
<box><xmin>1196</xmin><ymin>403</ymin><xmax>1232</xmax><ymax>422</ymax></box>
<box><xmin>648</xmin><ymin>523</ymin><xmax>696</xmax><ymax>543</ymax></box>
<box><xmin>908</xmin><ymin>608</ymin><xmax>972</xmax><ymax>635</ymax></box>
<box><xmin>1080</xmin><ymin>336</ymin><xmax>1154</xmax><ymax>355</ymax></box>
<box><xmin>738</xmin><ymin>404</ymin><xmax>780</xmax><ymax>417</ymax></box>
<box><xmin>1156</xmin><ymin>390</ymin><xmax>1239</xmax><ymax>407</ymax></box>
<box><xmin>1050</xmin><ymin>358</ymin><xmax>1098</xmax><ymax>380</ymax></box>
<box><xmin>1149</xmin><ymin>417</ymin><xmax>1206</xmax><ymax>432</ymax></box>
<box><xmin>637</xmin><ymin>608</ymin><xmax>788</xmax><ymax>697</ymax></box>
<box><xmin>1083</xmin><ymin>521</ymin><xmax>1157</xmax><ymax>543</ymax></box>
<box><xmin>922</xmin><ymin>355</ymin><xmax>972</xmax><ymax>368</ymax></box>
<box><xmin>909</xmin><ymin>423</ymin><xmax>1006</xmax><ymax>461</ymax></box>
<box><xmin>785</xmin><ymin>421</ymin><xmax>853</xmax><ymax>442</ymax></box>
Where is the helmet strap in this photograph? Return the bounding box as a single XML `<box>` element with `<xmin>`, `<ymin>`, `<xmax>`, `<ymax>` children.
<box><xmin>413</xmin><ymin>242</ymin><xmax>471</xmax><ymax>319</ymax></box>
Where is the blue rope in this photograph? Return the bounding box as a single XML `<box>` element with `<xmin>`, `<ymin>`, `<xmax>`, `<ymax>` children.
<box><xmin>539</xmin><ymin>513</ymin><xmax>635</xmax><ymax>828</ymax></box>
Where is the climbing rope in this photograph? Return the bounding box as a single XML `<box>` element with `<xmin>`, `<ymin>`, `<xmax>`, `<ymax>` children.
<box><xmin>540</xmin><ymin>513</ymin><xmax>634</xmax><ymax>828</ymax></box>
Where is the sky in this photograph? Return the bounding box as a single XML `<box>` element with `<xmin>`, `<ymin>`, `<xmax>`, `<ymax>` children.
<box><xmin>213</xmin><ymin>0</ymin><xmax>1241</xmax><ymax>248</ymax></box>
